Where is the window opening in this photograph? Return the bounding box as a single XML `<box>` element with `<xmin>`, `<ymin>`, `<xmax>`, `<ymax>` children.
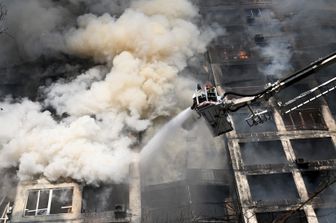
<box><xmin>24</xmin><ymin>188</ymin><xmax>73</xmax><ymax>217</ymax></box>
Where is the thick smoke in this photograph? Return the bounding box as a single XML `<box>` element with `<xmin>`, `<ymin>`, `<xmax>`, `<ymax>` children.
<box><xmin>0</xmin><ymin>99</ymin><xmax>133</xmax><ymax>183</ymax></box>
<box><xmin>249</xmin><ymin>0</ymin><xmax>336</xmax><ymax>78</ymax></box>
<box><xmin>247</xmin><ymin>8</ymin><xmax>293</xmax><ymax>77</ymax></box>
<box><xmin>0</xmin><ymin>0</ymin><xmax>217</xmax><ymax>184</ymax></box>
<box><xmin>0</xmin><ymin>0</ymin><xmax>69</xmax><ymax>65</ymax></box>
<box><xmin>259</xmin><ymin>38</ymin><xmax>292</xmax><ymax>77</ymax></box>
<box><xmin>0</xmin><ymin>0</ymin><xmax>130</xmax><ymax>66</ymax></box>
<box><xmin>65</xmin><ymin>5</ymin><xmax>212</xmax><ymax>67</ymax></box>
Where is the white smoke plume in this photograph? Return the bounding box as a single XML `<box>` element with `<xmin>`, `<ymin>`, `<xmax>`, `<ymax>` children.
<box><xmin>141</xmin><ymin>117</ymin><xmax>226</xmax><ymax>186</ymax></box>
<box><xmin>66</xmin><ymin>2</ymin><xmax>213</xmax><ymax>68</ymax></box>
<box><xmin>260</xmin><ymin>39</ymin><xmax>292</xmax><ymax>77</ymax></box>
<box><xmin>249</xmin><ymin>9</ymin><xmax>293</xmax><ymax>77</ymax></box>
<box><xmin>0</xmin><ymin>99</ymin><xmax>133</xmax><ymax>184</ymax></box>
<box><xmin>0</xmin><ymin>0</ymin><xmax>217</xmax><ymax>184</ymax></box>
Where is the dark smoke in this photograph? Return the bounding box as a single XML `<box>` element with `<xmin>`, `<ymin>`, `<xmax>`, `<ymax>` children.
<box><xmin>273</xmin><ymin>0</ymin><xmax>336</xmax><ymax>59</ymax></box>
<box><xmin>0</xmin><ymin>0</ymin><xmax>130</xmax><ymax>67</ymax></box>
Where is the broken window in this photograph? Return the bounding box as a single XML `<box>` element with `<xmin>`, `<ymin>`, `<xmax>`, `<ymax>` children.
<box><xmin>50</xmin><ymin>189</ymin><xmax>73</xmax><ymax>214</ymax></box>
<box><xmin>240</xmin><ymin>141</ymin><xmax>287</xmax><ymax>166</ymax></box>
<box><xmin>24</xmin><ymin>188</ymin><xmax>73</xmax><ymax>216</ymax></box>
<box><xmin>302</xmin><ymin>171</ymin><xmax>336</xmax><ymax>202</ymax></box>
<box><xmin>315</xmin><ymin>208</ymin><xmax>336</xmax><ymax>223</ymax></box>
<box><xmin>81</xmin><ymin>184</ymin><xmax>128</xmax><ymax>213</ymax></box>
<box><xmin>256</xmin><ymin>210</ymin><xmax>307</xmax><ymax>223</ymax></box>
<box><xmin>248</xmin><ymin>173</ymin><xmax>300</xmax><ymax>203</ymax></box>
<box><xmin>254</xmin><ymin>34</ymin><xmax>267</xmax><ymax>46</ymax></box>
<box><xmin>282</xmin><ymin>108</ymin><xmax>327</xmax><ymax>130</ymax></box>
<box><xmin>220</xmin><ymin>64</ymin><xmax>266</xmax><ymax>88</ymax></box>
<box><xmin>291</xmin><ymin>138</ymin><xmax>336</xmax><ymax>161</ymax></box>
<box><xmin>189</xmin><ymin>184</ymin><xmax>230</xmax><ymax>220</ymax></box>
<box><xmin>278</xmin><ymin>82</ymin><xmax>328</xmax><ymax>130</ymax></box>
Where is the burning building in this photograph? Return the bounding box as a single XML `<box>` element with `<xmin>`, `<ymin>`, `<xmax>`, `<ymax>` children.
<box><xmin>0</xmin><ymin>0</ymin><xmax>217</xmax><ymax>222</ymax></box>
<box><xmin>200</xmin><ymin>0</ymin><xmax>336</xmax><ymax>223</ymax></box>
<box><xmin>0</xmin><ymin>0</ymin><xmax>336</xmax><ymax>223</ymax></box>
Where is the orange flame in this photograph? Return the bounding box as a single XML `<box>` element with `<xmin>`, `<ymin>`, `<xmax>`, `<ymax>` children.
<box><xmin>239</xmin><ymin>50</ymin><xmax>249</xmax><ymax>60</ymax></box>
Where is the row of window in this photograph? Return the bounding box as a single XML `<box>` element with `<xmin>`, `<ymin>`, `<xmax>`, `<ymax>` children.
<box><xmin>231</xmin><ymin>106</ymin><xmax>328</xmax><ymax>133</ymax></box>
<box><xmin>240</xmin><ymin>137</ymin><xmax>336</xmax><ymax>166</ymax></box>
<box><xmin>24</xmin><ymin>184</ymin><xmax>128</xmax><ymax>217</ymax></box>
<box><xmin>248</xmin><ymin>171</ymin><xmax>336</xmax><ymax>208</ymax></box>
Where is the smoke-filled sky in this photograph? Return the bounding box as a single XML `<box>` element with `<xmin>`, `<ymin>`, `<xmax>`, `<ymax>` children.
<box><xmin>0</xmin><ymin>0</ymin><xmax>130</xmax><ymax>65</ymax></box>
<box><xmin>248</xmin><ymin>0</ymin><xmax>336</xmax><ymax>77</ymax></box>
<box><xmin>0</xmin><ymin>0</ymin><xmax>218</xmax><ymax>186</ymax></box>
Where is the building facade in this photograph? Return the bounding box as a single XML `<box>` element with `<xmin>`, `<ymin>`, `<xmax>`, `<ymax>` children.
<box><xmin>200</xmin><ymin>0</ymin><xmax>336</xmax><ymax>222</ymax></box>
<box><xmin>1</xmin><ymin>0</ymin><xmax>336</xmax><ymax>223</ymax></box>
<box><xmin>1</xmin><ymin>179</ymin><xmax>130</xmax><ymax>223</ymax></box>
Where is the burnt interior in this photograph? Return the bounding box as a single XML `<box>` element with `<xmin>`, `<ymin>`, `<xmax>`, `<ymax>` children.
<box><xmin>0</xmin><ymin>57</ymin><xmax>95</xmax><ymax>99</ymax></box>
<box><xmin>282</xmin><ymin>108</ymin><xmax>327</xmax><ymax>131</ymax></box>
<box><xmin>1</xmin><ymin>0</ymin><xmax>336</xmax><ymax>222</ymax></box>
<box><xmin>81</xmin><ymin>184</ymin><xmax>128</xmax><ymax>213</ymax></box>
<box><xmin>315</xmin><ymin>208</ymin><xmax>336</xmax><ymax>223</ymax></box>
<box><xmin>50</xmin><ymin>188</ymin><xmax>73</xmax><ymax>214</ymax></box>
<box><xmin>256</xmin><ymin>210</ymin><xmax>307</xmax><ymax>223</ymax></box>
<box><xmin>219</xmin><ymin>64</ymin><xmax>266</xmax><ymax>88</ymax></box>
<box><xmin>248</xmin><ymin>173</ymin><xmax>300</xmax><ymax>202</ymax></box>
<box><xmin>279</xmin><ymin>83</ymin><xmax>328</xmax><ymax>131</ymax></box>
<box><xmin>240</xmin><ymin>140</ymin><xmax>287</xmax><ymax>166</ymax></box>
<box><xmin>290</xmin><ymin>138</ymin><xmax>336</xmax><ymax>162</ymax></box>
<box><xmin>302</xmin><ymin>170</ymin><xmax>336</xmax><ymax>202</ymax></box>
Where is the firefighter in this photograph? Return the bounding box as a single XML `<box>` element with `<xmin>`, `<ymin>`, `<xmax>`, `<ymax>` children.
<box><xmin>205</xmin><ymin>83</ymin><xmax>218</xmax><ymax>102</ymax></box>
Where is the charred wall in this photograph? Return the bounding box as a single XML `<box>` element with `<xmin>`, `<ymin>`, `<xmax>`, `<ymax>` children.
<box><xmin>0</xmin><ymin>57</ymin><xmax>95</xmax><ymax>99</ymax></box>
<box><xmin>206</xmin><ymin>1</ymin><xmax>336</xmax><ymax>223</ymax></box>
